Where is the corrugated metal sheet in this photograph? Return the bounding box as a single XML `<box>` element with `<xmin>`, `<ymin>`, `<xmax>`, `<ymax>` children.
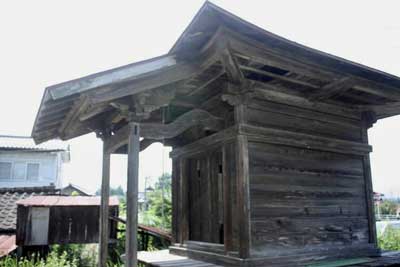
<box><xmin>0</xmin><ymin>135</ymin><xmax>68</xmax><ymax>151</ymax></box>
<box><xmin>0</xmin><ymin>235</ymin><xmax>16</xmax><ymax>257</ymax></box>
<box><xmin>17</xmin><ymin>196</ymin><xmax>119</xmax><ymax>207</ymax></box>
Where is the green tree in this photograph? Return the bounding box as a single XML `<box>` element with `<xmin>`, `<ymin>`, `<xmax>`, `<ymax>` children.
<box><xmin>140</xmin><ymin>173</ymin><xmax>172</xmax><ymax>231</ymax></box>
<box><xmin>95</xmin><ymin>186</ymin><xmax>125</xmax><ymax>197</ymax></box>
<box><xmin>380</xmin><ymin>200</ymin><xmax>398</xmax><ymax>215</ymax></box>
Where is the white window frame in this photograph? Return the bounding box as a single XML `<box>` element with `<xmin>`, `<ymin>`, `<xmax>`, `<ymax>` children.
<box><xmin>0</xmin><ymin>161</ymin><xmax>13</xmax><ymax>180</ymax></box>
<box><xmin>12</xmin><ymin>161</ymin><xmax>27</xmax><ymax>180</ymax></box>
<box><xmin>27</xmin><ymin>162</ymin><xmax>40</xmax><ymax>181</ymax></box>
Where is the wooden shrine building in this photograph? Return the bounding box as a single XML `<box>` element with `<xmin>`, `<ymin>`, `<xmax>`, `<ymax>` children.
<box><xmin>32</xmin><ymin>2</ymin><xmax>400</xmax><ymax>267</ymax></box>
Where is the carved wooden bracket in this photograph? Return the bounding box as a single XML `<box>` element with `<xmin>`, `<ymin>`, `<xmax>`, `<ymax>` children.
<box><xmin>104</xmin><ymin>109</ymin><xmax>224</xmax><ymax>153</ymax></box>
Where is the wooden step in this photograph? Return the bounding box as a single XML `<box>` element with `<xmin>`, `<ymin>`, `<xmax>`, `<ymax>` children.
<box><xmin>137</xmin><ymin>250</ymin><xmax>223</xmax><ymax>267</ymax></box>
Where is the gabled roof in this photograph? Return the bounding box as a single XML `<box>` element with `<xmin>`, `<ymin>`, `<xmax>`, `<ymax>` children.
<box><xmin>61</xmin><ymin>183</ymin><xmax>91</xmax><ymax>196</ymax></box>
<box><xmin>32</xmin><ymin>1</ymin><xmax>400</xmax><ymax>144</ymax></box>
<box><xmin>171</xmin><ymin>1</ymin><xmax>400</xmax><ymax>88</ymax></box>
<box><xmin>0</xmin><ymin>135</ymin><xmax>68</xmax><ymax>152</ymax></box>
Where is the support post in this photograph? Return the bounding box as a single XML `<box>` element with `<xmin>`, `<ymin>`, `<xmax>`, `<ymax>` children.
<box><xmin>179</xmin><ymin>158</ymin><xmax>189</xmax><ymax>245</ymax></box>
<box><xmin>222</xmin><ymin>144</ymin><xmax>233</xmax><ymax>252</ymax></box>
<box><xmin>126</xmin><ymin>122</ymin><xmax>140</xmax><ymax>267</ymax></box>
<box><xmin>361</xmin><ymin>114</ymin><xmax>378</xmax><ymax>248</ymax></box>
<box><xmin>234</xmin><ymin>104</ymin><xmax>251</xmax><ymax>258</ymax></box>
<box><xmin>99</xmin><ymin>142</ymin><xmax>111</xmax><ymax>267</ymax></box>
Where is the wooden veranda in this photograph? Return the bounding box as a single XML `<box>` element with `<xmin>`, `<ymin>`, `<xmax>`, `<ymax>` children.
<box><xmin>32</xmin><ymin>2</ymin><xmax>400</xmax><ymax>267</ymax></box>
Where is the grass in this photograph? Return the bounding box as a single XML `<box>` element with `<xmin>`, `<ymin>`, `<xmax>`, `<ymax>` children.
<box><xmin>0</xmin><ymin>251</ymin><xmax>77</xmax><ymax>267</ymax></box>
<box><xmin>378</xmin><ymin>225</ymin><xmax>400</xmax><ymax>251</ymax></box>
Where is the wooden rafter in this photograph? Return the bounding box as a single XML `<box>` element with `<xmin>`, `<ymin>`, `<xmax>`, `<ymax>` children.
<box><xmin>308</xmin><ymin>77</ymin><xmax>356</xmax><ymax>101</ymax></box>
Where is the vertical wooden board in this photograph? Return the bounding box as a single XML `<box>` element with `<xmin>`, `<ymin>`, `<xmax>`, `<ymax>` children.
<box><xmin>29</xmin><ymin>207</ymin><xmax>50</xmax><ymax>245</ymax></box>
<box><xmin>16</xmin><ymin>206</ymin><xmax>29</xmax><ymax>246</ymax></box>
<box><xmin>188</xmin><ymin>158</ymin><xmax>198</xmax><ymax>241</ymax></box>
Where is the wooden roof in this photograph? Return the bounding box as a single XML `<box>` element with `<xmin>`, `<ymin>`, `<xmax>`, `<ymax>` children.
<box><xmin>32</xmin><ymin>1</ymin><xmax>400</xmax><ymax>145</ymax></box>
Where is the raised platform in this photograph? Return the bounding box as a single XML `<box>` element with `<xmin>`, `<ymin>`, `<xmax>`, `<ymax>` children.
<box><xmin>138</xmin><ymin>250</ymin><xmax>223</xmax><ymax>267</ymax></box>
<box><xmin>138</xmin><ymin>250</ymin><xmax>400</xmax><ymax>267</ymax></box>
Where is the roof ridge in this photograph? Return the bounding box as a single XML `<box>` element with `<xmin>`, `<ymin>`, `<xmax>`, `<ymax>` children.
<box><xmin>0</xmin><ymin>186</ymin><xmax>59</xmax><ymax>194</ymax></box>
<box><xmin>0</xmin><ymin>135</ymin><xmax>32</xmax><ymax>139</ymax></box>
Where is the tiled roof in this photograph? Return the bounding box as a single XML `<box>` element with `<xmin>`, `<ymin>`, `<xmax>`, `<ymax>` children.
<box><xmin>0</xmin><ymin>135</ymin><xmax>68</xmax><ymax>151</ymax></box>
<box><xmin>0</xmin><ymin>186</ymin><xmax>58</xmax><ymax>232</ymax></box>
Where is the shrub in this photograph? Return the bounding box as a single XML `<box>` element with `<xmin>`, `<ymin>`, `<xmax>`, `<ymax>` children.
<box><xmin>378</xmin><ymin>225</ymin><xmax>400</xmax><ymax>251</ymax></box>
<box><xmin>0</xmin><ymin>251</ymin><xmax>77</xmax><ymax>267</ymax></box>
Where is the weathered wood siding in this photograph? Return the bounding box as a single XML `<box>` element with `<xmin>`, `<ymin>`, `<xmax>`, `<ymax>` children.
<box><xmin>187</xmin><ymin>151</ymin><xmax>224</xmax><ymax>244</ymax></box>
<box><xmin>246</xmin><ymin>99</ymin><xmax>371</xmax><ymax>257</ymax></box>
<box><xmin>17</xmin><ymin>205</ymin><xmax>118</xmax><ymax>245</ymax></box>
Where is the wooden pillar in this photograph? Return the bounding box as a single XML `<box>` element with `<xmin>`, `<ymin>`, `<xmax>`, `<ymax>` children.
<box><xmin>361</xmin><ymin>115</ymin><xmax>378</xmax><ymax>247</ymax></box>
<box><xmin>179</xmin><ymin>158</ymin><xmax>189</xmax><ymax>245</ymax></box>
<box><xmin>126</xmin><ymin>122</ymin><xmax>140</xmax><ymax>267</ymax></box>
<box><xmin>222</xmin><ymin>144</ymin><xmax>233</xmax><ymax>252</ymax></box>
<box><xmin>99</xmin><ymin>142</ymin><xmax>111</xmax><ymax>267</ymax></box>
<box><xmin>234</xmin><ymin>104</ymin><xmax>251</xmax><ymax>258</ymax></box>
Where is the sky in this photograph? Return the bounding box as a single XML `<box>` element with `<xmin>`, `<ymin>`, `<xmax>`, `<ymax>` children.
<box><xmin>0</xmin><ymin>0</ymin><xmax>399</xmax><ymax>196</ymax></box>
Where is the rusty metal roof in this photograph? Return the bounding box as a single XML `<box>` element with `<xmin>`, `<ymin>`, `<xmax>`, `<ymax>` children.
<box><xmin>17</xmin><ymin>196</ymin><xmax>119</xmax><ymax>207</ymax></box>
<box><xmin>0</xmin><ymin>135</ymin><xmax>68</xmax><ymax>151</ymax></box>
<box><xmin>0</xmin><ymin>235</ymin><xmax>16</xmax><ymax>258</ymax></box>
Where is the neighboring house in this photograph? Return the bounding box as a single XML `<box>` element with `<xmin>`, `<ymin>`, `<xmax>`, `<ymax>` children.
<box><xmin>0</xmin><ymin>186</ymin><xmax>59</xmax><ymax>257</ymax></box>
<box><xmin>0</xmin><ymin>135</ymin><xmax>69</xmax><ymax>189</ymax></box>
<box><xmin>61</xmin><ymin>183</ymin><xmax>91</xmax><ymax>196</ymax></box>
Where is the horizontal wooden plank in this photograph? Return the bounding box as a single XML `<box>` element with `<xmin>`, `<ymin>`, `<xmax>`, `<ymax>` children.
<box><xmin>247</xmin><ymin>107</ymin><xmax>361</xmax><ymax>141</ymax></box>
<box><xmin>251</xmin><ymin>217</ymin><xmax>369</xmax><ymax>236</ymax></box>
<box><xmin>248</xmin><ymin>98</ymin><xmax>359</xmax><ymax>128</ymax></box>
<box><xmin>240</xmin><ymin>124</ymin><xmax>371</xmax><ymax>156</ymax></box>
<box><xmin>250</xmin><ymin>204</ymin><xmax>367</xmax><ymax>219</ymax></box>
<box><xmin>251</xmin><ymin>85</ymin><xmax>361</xmax><ymax>120</ymax></box>
<box><xmin>250</xmin><ymin>171</ymin><xmax>364</xmax><ymax>189</ymax></box>
<box><xmin>248</xmin><ymin>142</ymin><xmax>364</xmax><ymax>176</ymax></box>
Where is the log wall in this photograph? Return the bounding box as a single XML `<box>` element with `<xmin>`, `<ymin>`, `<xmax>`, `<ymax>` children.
<box><xmin>245</xmin><ymin>98</ymin><xmax>375</xmax><ymax>257</ymax></box>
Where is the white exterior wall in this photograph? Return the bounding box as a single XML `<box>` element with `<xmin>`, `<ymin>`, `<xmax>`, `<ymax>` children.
<box><xmin>0</xmin><ymin>150</ymin><xmax>65</xmax><ymax>188</ymax></box>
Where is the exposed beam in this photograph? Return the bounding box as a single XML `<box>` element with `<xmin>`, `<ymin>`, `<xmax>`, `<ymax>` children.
<box><xmin>353</xmin><ymin>82</ymin><xmax>400</xmax><ymax>101</ymax></box>
<box><xmin>358</xmin><ymin>102</ymin><xmax>400</xmax><ymax>119</ymax></box>
<box><xmin>220</xmin><ymin>46</ymin><xmax>246</xmax><ymax>85</ymax></box>
<box><xmin>187</xmin><ymin>69</ymin><xmax>225</xmax><ymax>96</ymax></box>
<box><xmin>79</xmin><ymin>104</ymin><xmax>112</xmax><ymax>121</ymax></box>
<box><xmin>251</xmin><ymin>83</ymin><xmax>361</xmax><ymax>119</ymax></box>
<box><xmin>308</xmin><ymin>77</ymin><xmax>356</xmax><ymax>101</ymax></box>
<box><xmin>104</xmin><ymin>109</ymin><xmax>224</xmax><ymax>153</ymax></box>
<box><xmin>91</xmin><ymin>63</ymin><xmax>198</xmax><ymax>105</ymax></box>
<box><xmin>239</xmin><ymin>65</ymin><xmax>320</xmax><ymax>89</ymax></box>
